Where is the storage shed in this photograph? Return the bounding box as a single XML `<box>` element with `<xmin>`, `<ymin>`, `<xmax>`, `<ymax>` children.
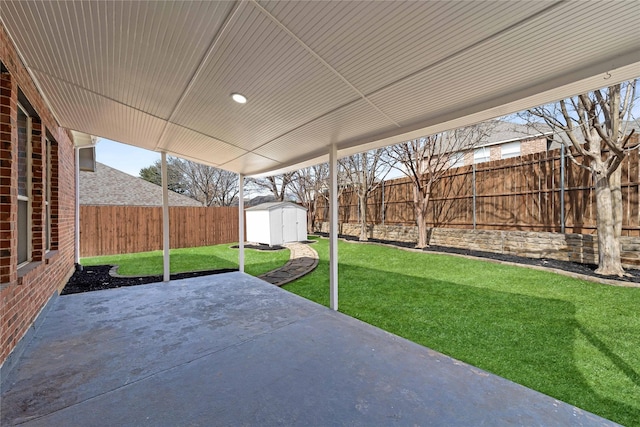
<box><xmin>246</xmin><ymin>202</ymin><xmax>307</xmax><ymax>246</ymax></box>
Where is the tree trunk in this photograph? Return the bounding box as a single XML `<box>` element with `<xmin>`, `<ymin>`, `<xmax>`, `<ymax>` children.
<box><xmin>308</xmin><ymin>197</ymin><xmax>318</xmax><ymax>234</ymax></box>
<box><xmin>593</xmin><ymin>170</ymin><xmax>625</xmax><ymax>276</ymax></box>
<box><xmin>359</xmin><ymin>191</ymin><xmax>368</xmax><ymax>241</ymax></box>
<box><xmin>414</xmin><ymin>186</ymin><xmax>430</xmax><ymax>248</ymax></box>
<box><xmin>609</xmin><ymin>167</ymin><xmax>623</xmax><ymax>240</ymax></box>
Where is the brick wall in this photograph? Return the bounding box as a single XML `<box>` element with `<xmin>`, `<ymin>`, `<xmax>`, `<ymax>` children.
<box><xmin>489</xmin><ymin>146</ymin><xmax>501</xmax><ymax>162</ymax></box>
<box><xmin>459</xmin><ymin>137</ymin><xmax>548</xmax><ymax>167</ymax></box>
<box><xmin>315</xmin><ymin>222</ymin><xmax>640</xmax><ymax>269</ymax></box>
<box><xmin>521</xmin><ymin>136</ymin><xmax>547</xmax><ymax>156</ymax></box>
<box><xmin>1</xmin><ymin>23</ymin><xmax>76</xmax><ymax>368</ymax></box>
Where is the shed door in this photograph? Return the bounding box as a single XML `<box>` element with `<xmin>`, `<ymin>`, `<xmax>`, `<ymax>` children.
<box><xmin>282</xmin><ymin>208</ymin><xmax>298</xmax><ymax>243</ymax></box>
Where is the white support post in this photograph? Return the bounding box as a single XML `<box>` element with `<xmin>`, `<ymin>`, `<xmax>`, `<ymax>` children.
<box><xmin>161</xmin><ymin>152</ymin><xmax>170</xmax><ymax>282</ymax></box>
<box><xmin>74</xmin><ymin>146</ymin><xmax>81</xmax><ymax>268</ymax></box>
<box><xmin>238</xmin><ymin>174</ymin><xmax>245</xmax><ymax>273</ymax></box>
<box><xmin>329</xmin><ymin>144</ymin><xmax>338</xmax><ymax>310</ymax></box>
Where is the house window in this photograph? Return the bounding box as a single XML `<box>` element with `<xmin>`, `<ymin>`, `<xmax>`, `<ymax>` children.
<box><xmin>501</xmin><ymin>141</ymin><xmax>521</xmax><ymax>159</ymax></box>
<box><xmin>17</xmin><ymin>104</ymin><xmax>31</xmax><ymax>266</ymax></box>
<box><xmin>449</xmin><ymin>152</ymin><xmax>465</xmax><ymax>168</ymax></box>
<box><xmin>474</xmin><ymin>147</ymin><xmax>490</xmax><ymax>164</ymax></box>
<box><xmin>45</xmin><ymin>137</ymin><xmax>52</xmax><ymax>252</ymax></box>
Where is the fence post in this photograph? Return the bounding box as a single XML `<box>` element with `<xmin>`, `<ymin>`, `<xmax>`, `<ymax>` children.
<box><xmin>472</xmin><ymin>163</ymin><xmax>477</xmax><ymax>230</ymax></box>
<box><xmin>381</xmin><ymin>179</ymin><xmax>385</xmax><ymax>225</ymax></box>
<box><xmin>560</xmin><ymin>144</ymin><xmax>566</xmax><ymax>233</ymax></box>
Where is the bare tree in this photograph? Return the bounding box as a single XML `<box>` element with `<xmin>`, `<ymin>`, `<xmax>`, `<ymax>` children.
<box><xmin>139</xmin><ymin>157</ymin><xmax>239</xmax><ymax>206</ymax></box>
<box><xmin>340</xmin><ymin>149</ymin><xmax>392</xmax><ymax>241</ymax></box>
<box><xmin>247</xmin><ymin>173</ymin><xmax>295</xmax><ymax>202</ymax></box>
<box><xmin>173</xmin><ymin>158</ymin><xmax>238</xmax><ymax>207</ymax></box>
<box><xmin>524</xmin><ymin>80</ymin><xmax>637</xmax><ymax>276</ymax></box>
<box><xmin>290</xmin><ymin>164</ymin><xmax>330</xmax><ymax>233</ymax></box>
<box><xmin>387</xmin><ymin>125</ymin><xmax>490</xmax><ymax>248</ymax></box>
<box><xmin>211</xmin><ymin>169</ymin><xmax>240</xmax><ymax>207</ymax></box>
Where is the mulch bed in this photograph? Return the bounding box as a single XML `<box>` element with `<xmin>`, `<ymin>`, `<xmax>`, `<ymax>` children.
<box><xmin>315</xmin><ymin>232</ymin><xmax>640</xmax><ymax>284</ymax></box>
<box><xmin>229</xmin><ymin>241</ymin><xmax>316</xmax><ymax>250</ymax></box>
<box><xmin>61</xmin><ymin>265</ymin><xmax>237</xmax><ymax>295</ymax></box>
<box><xmin>63</xmin><ymin>242</ymin><xmax>314</xmax><ymax>295</ymax></box>
<box><xmin>63</xmin><ymin>235</ymin><xmax>640</xmax><ymax>295</ymax></box>
<box><xmin>230</xmin><ymin>244</ymin><xmax>286</xmax><ymax>251</ymax></box>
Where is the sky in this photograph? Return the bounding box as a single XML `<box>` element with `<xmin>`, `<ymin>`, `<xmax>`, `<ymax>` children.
<box><xmin>95</xmin><ymin>139</ymin><xmax>160</xmax><ymax>177</ymax></box>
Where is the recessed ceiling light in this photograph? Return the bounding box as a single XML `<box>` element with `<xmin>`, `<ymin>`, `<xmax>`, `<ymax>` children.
<box><xmin>231</xmin><ymin>93</ymin><xmax>247</xmax><ymax>104</ymax></box>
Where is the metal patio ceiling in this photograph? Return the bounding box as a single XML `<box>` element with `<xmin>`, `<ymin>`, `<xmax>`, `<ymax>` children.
<box><xmin>2</xmin><ymin>1</ymin><xmax>639</xmax><ymax>176</ymax></box>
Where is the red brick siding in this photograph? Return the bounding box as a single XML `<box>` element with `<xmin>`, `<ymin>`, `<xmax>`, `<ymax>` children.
<box><xmin>1</xmin><ymin>22</ymin><xmax>76</xmax><ymax>367</ymax></box>
<box><xmin>0</xmin><ymin>71</ymin><xmax>16</xmax><ymax>285</ymax></box>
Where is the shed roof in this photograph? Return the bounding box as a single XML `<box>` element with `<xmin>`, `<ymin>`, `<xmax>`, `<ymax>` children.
<box><xmin>80</xmin><ymin>163</ymin><xmax>202</xmax><ymax>207</ymax></box>
<box><xmin>246</xmin><ymin>202</ymin><xmax>306</xmax><ymax>212</ymax></box>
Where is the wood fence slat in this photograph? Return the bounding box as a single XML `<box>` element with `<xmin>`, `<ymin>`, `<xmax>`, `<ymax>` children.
<box><xmin>316</xmin><ymin>145</ymin><xmax>640</xmax><ymax>234</ymax></box>
<box><xmin>80</xmin><ymin>206</ymin><xmax>239</xmax><ymax>257</ymax></box>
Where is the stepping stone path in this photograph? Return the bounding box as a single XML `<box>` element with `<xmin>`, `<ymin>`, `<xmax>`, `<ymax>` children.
<box><xmin>258</xmin><ymin>242</ymin><xmax>319</xmax><ymax>286</ymax></box>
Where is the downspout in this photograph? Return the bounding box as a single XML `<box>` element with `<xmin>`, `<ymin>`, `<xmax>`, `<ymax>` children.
<box><xmin>74</xmin><ymin>146</ymin><xmax>82</xmax><ymax>271</ymax></box>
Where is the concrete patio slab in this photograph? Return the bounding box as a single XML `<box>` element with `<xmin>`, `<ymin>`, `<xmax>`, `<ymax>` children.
<box><xmin>1</xmin><ymin>272</ymin><xmax>617</xmax><ymax>426</ymax></box>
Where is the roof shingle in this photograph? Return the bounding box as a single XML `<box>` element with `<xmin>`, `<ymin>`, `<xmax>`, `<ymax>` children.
<box><xmin>80</xmin><ymin>163</ymin><xmax>202</xmax><ymax>207</ymax></box>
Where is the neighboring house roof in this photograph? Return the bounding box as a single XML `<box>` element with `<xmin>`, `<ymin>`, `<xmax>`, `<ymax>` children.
<box><xmin>245</xmin><ymin>202</ymin><xmax>306</xmax><ymax>211</ymax></box>
<box><xmin>80</xmin><ymin>162</ymin><xmax>202</xmax><ymax>207</ymax></box>
<box><xmin>246</xmin><ymin>195</ymin><xmax>278</xmax><ymax>207</ymax></box>
<box><xmin>476</xmin><ymin>121</ymin><xmax>553</xmax><ymax>148</ymax></box>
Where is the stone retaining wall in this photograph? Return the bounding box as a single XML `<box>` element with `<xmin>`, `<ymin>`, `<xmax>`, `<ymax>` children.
<box><xmin>315</xmin><ymin>222</ymin><xmax>640</xmax><ymax>269</ymax></box>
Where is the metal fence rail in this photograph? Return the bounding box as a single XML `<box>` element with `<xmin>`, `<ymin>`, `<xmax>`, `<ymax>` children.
<box><xmin>317</xmin><ymin>147</ymin><xmax>640</xmax><ymax>237</ymax></box>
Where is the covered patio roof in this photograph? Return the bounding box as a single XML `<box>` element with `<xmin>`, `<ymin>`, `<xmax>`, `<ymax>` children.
<box><xmin>2</xmin><ymin>1</ymin><xmax>639</xmax><ymax>176</ymax></box>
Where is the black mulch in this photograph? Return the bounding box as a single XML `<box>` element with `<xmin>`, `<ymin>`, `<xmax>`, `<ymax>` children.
<box><xmin>63</xmin><ymin>234</ymin><xmax>639</xmax><ymax>295</ymax></box>
<box><xmin>61</xmin><ymin>265</ymin><xmax>237</xmax><ymax>295</ymax></box>
<box><xmin>315</xmin><ymin>232</ymin><xmax>640</xmax><ymax>284</ymax></box>
<box><xmin>63</xmin><ymin>241</ymin><xmax>318</xmax><ymax>295</ymax></box>
<box><xmin>230</xmin><ymin>244</ymin><xmax>286</xmax><ymax>251</ymax></box>
<box><xmin>229</xmin><ymin>240</ymin><xmax>316</xmax><ymax>250</ymax></box>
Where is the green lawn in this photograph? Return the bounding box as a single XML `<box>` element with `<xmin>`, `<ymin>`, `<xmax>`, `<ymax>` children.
<box><xmin>81</xmin><ymin>243</ymin><xmax>290</xmax><ymax>278</ymax></box>
<box><xmin>285</xmin><ymin>237</ymin><xmax>640</xmax><ymax>427</ymax></box>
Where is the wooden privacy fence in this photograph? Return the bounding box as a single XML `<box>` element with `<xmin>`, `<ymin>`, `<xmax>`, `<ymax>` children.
<box><xmin>80</xmin><ymin>206</ymin><xmax>239</xmax><ymax>257</ymax></box>
<box><xmin>316</xmin><ymin>147</ymin><xmax>640</xmax><ymax>237</ymax></box>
